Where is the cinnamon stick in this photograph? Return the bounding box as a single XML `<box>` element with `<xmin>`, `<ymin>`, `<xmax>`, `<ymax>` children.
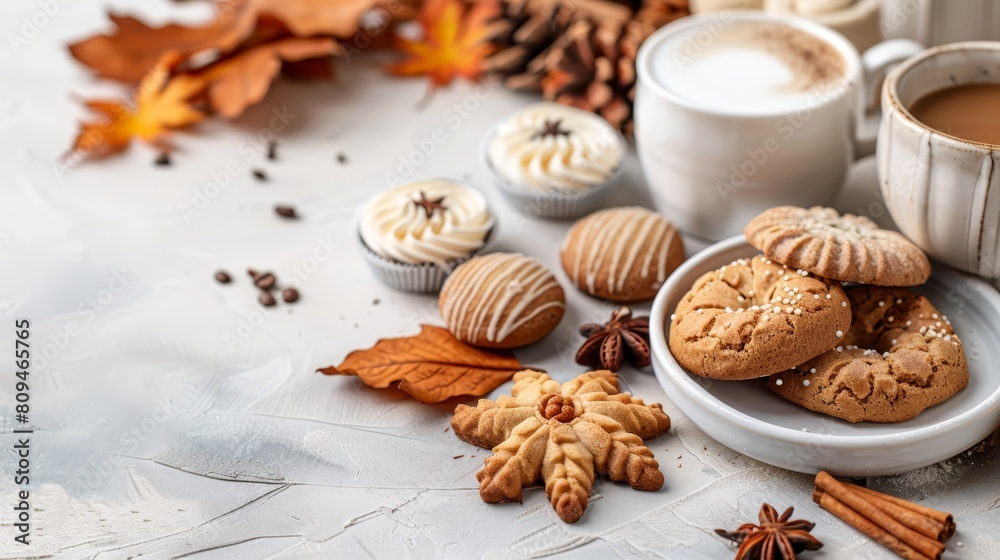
<box><xmin>841</xmin><ymin>483</ymin><xmax>950</xmax><ymax>542</ymax></box>
<box><xmin>815</xmin><ymin>472</ymin><xmax>945</xmax><ymax>560</ymax></box>
<box><xmin>843</xmin><ymin>482</ymin><xmax>956</xmax><ymax>541</ymax></box>
<box><xmin>812</xmin><ymin>488</ymin><xmax>932</xmax><ymax>560</ymax></box>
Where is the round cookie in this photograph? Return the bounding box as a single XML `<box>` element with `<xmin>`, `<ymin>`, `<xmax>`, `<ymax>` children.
<box><xmin>561</xmin><ymin>207</ymin><xmax>685</xmax><ymax>302</ymax></box>
<box><xmin>768</xmin><ymin>286</ymin><xmax>968</xmax><ymax>423</ymax></box>
<box><xmin>440</xmin><ymin>253</ymin><xmax>565</xmax><ymax>349</ymax></box>
<box><xmin>744</xmin><ymin>206</ymin><xmax>931</xmax><ymax>286</ymax></box>
<box><xmin>669</xmin><ymin>255</ymin><xmax>851</xmax><ymax>380</ymax></box>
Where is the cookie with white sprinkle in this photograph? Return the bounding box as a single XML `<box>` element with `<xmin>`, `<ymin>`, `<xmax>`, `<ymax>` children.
<box><xmin>768</xmin><ymin>286</ymin><xmax>968</xmax><ymax>423</ymax></box>
<box><xmin>668</xmin><ymin>255</ymin><xmax>851</xmax><ymax>380</ymax></box>
<box><xmin>745</xmin><ymin>206</ymin><xmax>931</xmax><ymax>286</ymax></box>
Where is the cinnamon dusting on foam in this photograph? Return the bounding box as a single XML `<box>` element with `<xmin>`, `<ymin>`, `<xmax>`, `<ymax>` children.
<box><xmin>712</xmin><ymin>21</ymin><xmax>846</xmax><ymax>93</ymax></box>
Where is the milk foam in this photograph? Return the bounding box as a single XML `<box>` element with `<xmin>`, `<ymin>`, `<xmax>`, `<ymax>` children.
<box><xmin>651</xmin><ymin>21</ymin><xmax>847</xmax><ymax>114</ymax></box>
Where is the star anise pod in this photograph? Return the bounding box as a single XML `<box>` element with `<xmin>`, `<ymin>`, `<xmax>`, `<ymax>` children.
<box><xmin>715</xmin><ymin>503</ymin><xmax>823</xmax><ymax>560</ymax></box>
<box><xmin>575</xmin><ymin>306</ymin><xmax>650</xmax><ymax>372</ymax></box>
<box><xmin>532</xmin><ymin>119</ymin><xmax>571</xmax><ymax>140</ymax></box>
<box><xmin>413</xmin><ymin>191</ymin><xmax>447</xmax><ymax>218</ymax></box>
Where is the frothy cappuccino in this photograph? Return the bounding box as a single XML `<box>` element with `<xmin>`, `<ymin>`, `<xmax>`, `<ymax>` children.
<box><xmin>651</xmin><ymin>20</ymin><xmax>848</xmax><ymax>113</ymax></box>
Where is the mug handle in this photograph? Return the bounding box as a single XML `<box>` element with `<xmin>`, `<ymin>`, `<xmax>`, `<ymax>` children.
<box><xmin>854</xmin><ymin>38</ymin><xmax>924</xmax><ymax>158</ymax></box>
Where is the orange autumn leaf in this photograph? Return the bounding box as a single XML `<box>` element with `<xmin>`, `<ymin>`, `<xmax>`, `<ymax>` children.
<box><xmin>319</xmin><ymin>325</ymin><xmax>526</xmax><ymax>403</ymax></box>
<box><xmin>195</xmin><ymin>36</ymin><xmax>341</xmax><ymax>118</ymax></box>
<box><xmin>71</xmin><ymin>54</ymin><xmax>206</xmax><ymax>160</ymax></box>
<box><xmin>386</xmin><ymin>0</ymin><xmax>498</xmax><ymax>87</ymax></box>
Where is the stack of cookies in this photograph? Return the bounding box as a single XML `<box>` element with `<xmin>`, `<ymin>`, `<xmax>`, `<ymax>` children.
<box><xmin>668</xmin><ymin>206</ymin><xmax>969</xmax><ymax>423</ymax></box>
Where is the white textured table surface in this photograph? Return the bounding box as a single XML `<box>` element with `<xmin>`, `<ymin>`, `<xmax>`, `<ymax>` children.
<box><xmin>0</xmin><ymin>2</ymin><xmax>998</xmax><ymax>558</ymax></box>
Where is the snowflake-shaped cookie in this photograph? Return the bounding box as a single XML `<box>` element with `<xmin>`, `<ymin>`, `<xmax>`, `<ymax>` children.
<box><xmin>451</xmin><ymin>369</ymin><xmax>671</xmax><ymax>523</ymax></box>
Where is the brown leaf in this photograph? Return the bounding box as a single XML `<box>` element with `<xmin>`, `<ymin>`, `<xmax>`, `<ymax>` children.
<box><xmin>282</xmin><ymin>57</ymin><xmax>336</xmax><ymax>80</ymax></box>
<box><xmin>319</xmin><ymin>325</ymin><xmax>526</xmax><ymax>403</ymax></box>
<box><xmin>247</xmin><ymin>0</ymin><xmax>390</xmax><ymax>38</ymax></box>
<box><xmin>68</xmin><ymin>0</ymin><xmax>388</xmax><ymax>83</ymax></box>
<box><xmin>68</xmin><ymin>10</ymin><xmax>255</xmax><ymax>83</ymax></box>
<box><xmin>195</xmin><ymin>36</ymin><xmax>341</xmax><ymax>118</ymax></box>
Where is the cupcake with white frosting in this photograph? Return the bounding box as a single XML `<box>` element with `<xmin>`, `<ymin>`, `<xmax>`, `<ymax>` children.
<box><xmin>486</xmin><ymin>102</ymin><xmax>626</xmax><ymax>219</ymax></box>
<box><xmin>358</xmin><ymin>180</ymin><xmax>495</xmax><ymax>293</ymax></box>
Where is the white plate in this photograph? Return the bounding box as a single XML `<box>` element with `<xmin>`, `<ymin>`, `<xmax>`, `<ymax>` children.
<box><xmin>650</xmin><ymin>235</ymin><xmax>1000</xmax><ymax>476</ymax></box>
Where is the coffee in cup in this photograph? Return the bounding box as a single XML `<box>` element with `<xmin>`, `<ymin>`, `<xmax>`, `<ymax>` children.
<box><xmin>878</xmin><ymin>42</ymin><xmax>1000</xmax><ymax>279</ymax></box>
<box><xmin>907</xmin><ymin>84</ymin><xmax>1000</xmax><ymax>146</ymax></box>
<box><xmin>654</xmin><ymin>20</ymin><xmax>848</xmax><ymax>114</ymax></box>
<box><xmin>635</xmin><ymin>12</ymin><xmax>922</xmax><ymax>240</ymax></box>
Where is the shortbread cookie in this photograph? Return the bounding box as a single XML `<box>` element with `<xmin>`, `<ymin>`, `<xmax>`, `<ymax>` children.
<box><xmin>561</xmin><ymin>207</ymin><xmax>685</xmax><ymax>302</ymax></box>
<box><xmin>451</xmin><ymin>369</ymin><xmax>671</xmax><ymax>523</ymax></box>
<box><xmin>768</xmin><ymin>286</ymin><xmax>968</xmax><ymax>423</ymax></box>
<box><xmin>745</xmin><ymin>206</ymin><xmax>930</xmax><ymax>286</ymax></box>
<box><xmin>669</xmin><ymin>255</ymin><xmax>851</xmax><ymax>380</ymax></box>
<box><xmin>440</xmin><ymin>253</ymin><xmax>565</xmax><ymax>349</ymax></box>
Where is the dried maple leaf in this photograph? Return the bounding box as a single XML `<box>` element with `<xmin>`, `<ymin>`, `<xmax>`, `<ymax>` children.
<box><xmin>68</xmin><ymin>10</ymin><xmax>255</xmax><ymax>83</ymax></box>
<box><xmin>319</xmin><ymin>325</ymin><xmax>526</xmax><ymax>403</ymax></box>
<box><xmin>246</xmin><ymin>0</ymin><xmax>396</xmax><ymax>38</ymax></box>
<box><xmin>68</xmin><ymin>0</ymin><xmax>390</xmax><ymax>83</ymax></box>
<box><xmin>71</xmin><ymin>54</ymin><xmax>206</xmax><ymax>160</ymax></box>
<box><xmin>194</xmin><ymin>36</ymin><xmax>341</xmax><ymax>118</ymax></box>
<box><xmin>386</xmin><ymin>0</ymin><xmax>498</xmax><ymax>87</ymax></box>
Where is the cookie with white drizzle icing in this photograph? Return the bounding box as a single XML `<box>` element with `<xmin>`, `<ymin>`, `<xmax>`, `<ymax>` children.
<box><xmin>560</xmin><ymin>207</ymin><xmax>685</xmax><ymax>302</ymax></box>
<box><xmin>439</xmin><ymin>253</ymin><xmax>565</xmax><ymax>349</ymax></box>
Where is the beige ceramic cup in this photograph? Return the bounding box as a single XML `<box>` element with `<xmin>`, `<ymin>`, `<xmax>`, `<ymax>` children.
<box><xmin>877</xmin><ymin>42</ymin><xmax>1000</xmax><ymax>280</ymax></box>
<box><xmin>882</xmin><ymin>0</ymin><xmax>1000</xmax><ymax>47</ymax></box>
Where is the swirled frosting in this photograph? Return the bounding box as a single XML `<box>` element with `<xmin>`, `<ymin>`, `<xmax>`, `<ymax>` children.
<box><xmin>487</xmin><ymin>102</ymin><xmax>625</xmax><ymax>193</ymax></box>
<box><xmin>359</xmin><ymin>180</ymin><xmax>494</xmax><ymax>268</ymax></box>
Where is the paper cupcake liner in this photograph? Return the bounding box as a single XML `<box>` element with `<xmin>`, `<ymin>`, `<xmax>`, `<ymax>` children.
<box><xmin>359</xmin><ymin>235</ymin><xmax>478</xmax><ymax>293</ymax></box>
<box><xmin>357</xmin><ymin>225</ymin><xmax>494</xmax><ymax>294</ymax></box>
<box><xmin>491</xmin><ymin>175</ymin><xmax>619</xmax><ymax>220</ymax></box>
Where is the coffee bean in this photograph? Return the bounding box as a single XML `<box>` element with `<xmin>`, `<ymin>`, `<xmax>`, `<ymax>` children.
<box><xmin>154</xmin><ymin>152</ymin><xmax>172</xmax><ymax>166</ymax></box>
<box><xmin>255</xmin><ymin>272</ymin><xmax>277</xmax><ymax>290</ymax></box>
<box><xmin>247</xmin><ymin>268</ymin><xmax>261</xmax><ymax>281</ymax></box>
<box><xmin>252</xmin><ymin>169</ymin><xmax>268</xmax><ymax>182</ymax></box>
<box><xmin>259</xmin><ymin>291</ymin><xmax>276</xmax><ymax>307</ymax></box>
<box><xmin>267</xmin><ymin>141</ymin><xmax>278</xmax><ymax>161</ymax></box>
<box><xmin>336</xmin><ymin>152</ymin><xmax>348</xmax><ymax>164</ymax></box>
<box><xmin>275</xmin><ymin>205</ymin><xmax>297</xmax><ymax>219</ymax></box>
<box><xmin>214</xmin><ymin>270</ymin><xmax>232</xmax><ymax>284</ymax></box>
<box><xmin>282</xmin><ymin>287</ymin><xmax>300</xmax><ymax>303</ymax></box>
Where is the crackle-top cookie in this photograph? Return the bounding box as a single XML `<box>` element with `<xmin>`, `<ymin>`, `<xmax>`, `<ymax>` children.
<box><xmin>744</xmin><ymin>206</ymin><xmax>931</xmax><ymax>286</ymax></box>
<box><xmin>668</xmin><ymin>255</ymin><xmax>851</xmax><ymax>380</ymax></box>
<box><xmin>768</xmin><ymin>286</ymin><xmax>968</xmax><ymax>423</ymax></box>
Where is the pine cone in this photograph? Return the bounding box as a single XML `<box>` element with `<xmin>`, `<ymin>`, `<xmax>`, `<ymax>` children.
<box><xmin>486</xmin><ymin>0</ymin><xmax>690</xmax><ymax>135</ymax></box>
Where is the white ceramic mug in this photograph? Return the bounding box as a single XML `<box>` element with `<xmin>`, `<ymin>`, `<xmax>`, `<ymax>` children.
<box><xmin>634</xmin><ymin>11</ymin><xmax>922</xmax><ymax>240</ymax></box>
<box><xmin>877</xmin><ymin>42</ymin><xmax>1000</xmax><ymax>279</ymax></box>
<box><xmin>882</xmin><ymin>0</ymin><xmax>1000</xmax><ymax>47</ymax></box>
